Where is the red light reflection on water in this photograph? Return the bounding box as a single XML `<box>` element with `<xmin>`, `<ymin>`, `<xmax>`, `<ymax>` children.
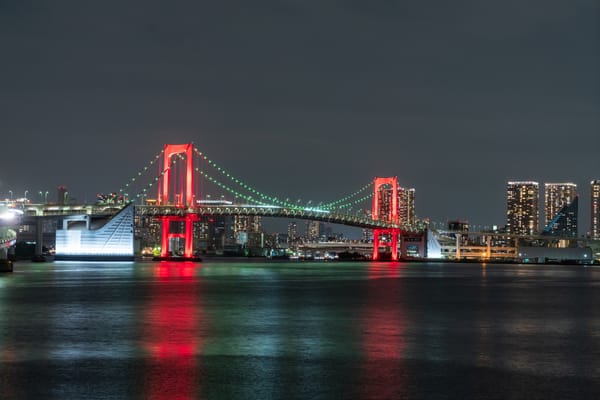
<box><xmin>154</xmin><ymin>263</ymin><xmax>196</xmax><ymax>279</ymax></box>
<box><xmin>360</xmin><ymin>263</ymin><xmax>408</xmax><ymax>398</ymax></box>
<box><xmin>366</xmin><ymin>261</ymin><xmax>403</xmax><ymax>280</ymax></box>
<box><xmin>142</xmin><ymin>262</ymin><xmax>203</xmax><ymax>400</ymax></box>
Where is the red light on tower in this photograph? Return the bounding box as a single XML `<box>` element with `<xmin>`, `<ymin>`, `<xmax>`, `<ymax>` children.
<box><xmin>157</xmin><ymin>143</ymin><xmax>198</xmax><ymax>259</ymax></box>
<box><xmin>372</xmin><ymin>177</ymin><xmax>400</xmax><ymax>261</ymax></box>
<box><xmin>158</xmin><ymin>143</ymin><xmax>195</xmax><ymax>207</ymax></box>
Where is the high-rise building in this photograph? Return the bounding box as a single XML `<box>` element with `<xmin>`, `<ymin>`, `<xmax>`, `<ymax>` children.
<box><xmin>375</xmin><ymin>184</ymin><xmax>415</xmax><ymax>226</ymax></box>
<box><xmin>591</xmin><ymin>180</ymin><xmax>600</xmax><ymax>239</ymax></box>
<box><xmin>543</xmin><ymin>183</ymin><xmax>578</xmax><ymax>237</ymax></box>
<box><xmin>361</xmin><ymin>209</ymin><xmax>373</xmax><ymax>242</ymax></box>
<box><xmin>287</xmin><ymin>222</ymin><xmax>298</xmax><ymax>245</ymax></box>
<box><xmin>542</xmin><ymin>196</ymin><xmax>578</xmax><ymax>238</ymax></box>
<box><xmin>195</xmin><ymin>215</ymin><xmax>232</xmax><ymax>253</ymax></box>
<box><xmin>375</xmin><ymin>184</ymin><xmax>395</xmax><ymax>223</ymax></box>
<box><xmin>361</xmin><ymin>228</ymin><xmax>372</xmax><ymax>242</ymax></box>
<box><xmin>398</xmin><ymin>187</ymin><xmax>415</xmax><ymax>226</ymax></box>
<box><xmin>234</xmin><ymin>215</ymin><xmax>261</xmax><ymax>235</ymax></box>
<box><xmin>306</xmin><ymin>220</ymin><xmax>323</xmax><ymax>242</ymax></box>
<box><xmin>233</xmin><ymin>215</ymin><xmax>261</xmax><ymax>245</ymax></box>
<box><xmin>544</xmin><ymin>183</ymin><xmax>577</xmax><ymax>227</ymax></box>
<box><xmin>506</xmin><ymin>181</ymin><xmax>539</xmax><ymax>235</ymax></box>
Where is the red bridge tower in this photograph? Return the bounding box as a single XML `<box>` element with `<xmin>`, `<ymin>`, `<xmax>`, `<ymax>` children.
<box><xmin>157</xmin><ymin>143</ymin><xmax>198</xmax><ymax>259</ymax></box>
<box><xmin>372</xmin><ymin>177</ymin><xmax>400</xmax><ymax>261</ymax></box>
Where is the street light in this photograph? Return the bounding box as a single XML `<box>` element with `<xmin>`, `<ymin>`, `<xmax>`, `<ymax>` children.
<box><xmin>24</xmin><ymin>190</ymin><xmax>28</xmax><ymax>201</ymax></box>
<box><xmin>64</xmin><ymin>191</ymin><xmax>68</xmax><ymax>205</ymax></box>
<box><xmin>44</xmin><ymin>191</ymin><xmax>49</xmax><ymax>203</ymax></box>
<box><xmin>8</xmin><ymin>190</ymin><xmax>12</xmax><ymax>200</ymax></box>
<box><xmin>39</xmin><ymin>191</ymin><xmax>43</xmax><ymax>203</ymax></box>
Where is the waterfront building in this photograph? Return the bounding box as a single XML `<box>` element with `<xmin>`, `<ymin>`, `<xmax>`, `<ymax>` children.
<box><xmin>506</xmin><ymin>181</ymin><xmax>539</xmax><ymax>235</ymax></box>
<box><xmin>234</xmin><ymin>215</ymin><xmax>261</xmax><ymax>236</ymax></box>
<box><xmin>374</xmin><ymin>184</ymin><xmax>415</xmax><ymax>227</ymax></box>
<box><xmin>195</xmin><ymin>215</ymin><xmax>233</xmax><ymax>254</ymax></box>
<box><xmin>361</xmin><ymin>209</ymin><xmax>373</xmax><ymax>242</ymax></box>
<box><xmin>592</xmin><ymin>180</ymin><xmax>600</xmax><ymax>239</ymax></box>
<box><xmin>233</xmin><ymin>215</ymin><xmax>262</xmax><ymax>244</ymax></box>
<box><xmin>375</xmin><ymin>184</ymin><xmax>395</xmax><ymax>223</ymax></box>
<box><xmin>544</xmin><ymin>183</ymin><xmax>578</xmax><ymax>236</ymax></box>
<box><xmin>306</xmin><ymin>220</ymin><xmax>323</xmax><ymax>242</ymax></box>
<box><xmin>55</xmin><ymin>204</ymin><xmax>134</xmax><ymax>260</ymax></box>
<box><xmin>134</xmin><ymin>214</ymin><xmax>161</xmax><ymax>251</ymax></box>
<box><xmin>542</xmin><ymin>196</ymin><xmax>578</xmax><ymax>238</ymax></box>
<box><xmin>287</xmin><ymin>222</ymin><xmax>298</xmax><ymax>246</ymax></box>
<box><xmin>361</xmin><ymin>228</ymin><xmax>372</xmax><ymax>242</ymax></box>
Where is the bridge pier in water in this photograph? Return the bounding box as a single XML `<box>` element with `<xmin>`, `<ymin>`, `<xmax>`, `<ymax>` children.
<box><xmin>159</xmin><ymin>215</ymin><xmax>198</xmax><ymax>259</ymax></box>
<box><xmin>373</xmin><ymin>229</ymin><xmax>400</xmax><ymax>261</ymax></box>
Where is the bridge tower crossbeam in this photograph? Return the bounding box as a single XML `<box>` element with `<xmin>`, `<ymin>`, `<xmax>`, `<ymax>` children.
<box><xmin>158</xmin><ymin>143</ymin><xmax>194</xmax><ymax>207</ymax></box>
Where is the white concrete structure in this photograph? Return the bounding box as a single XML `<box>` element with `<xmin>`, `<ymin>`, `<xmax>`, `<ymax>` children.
<box><xmin>55</xmin><ymin>205</ymin><xmax>134</xmax><ymax>261</ymax></box>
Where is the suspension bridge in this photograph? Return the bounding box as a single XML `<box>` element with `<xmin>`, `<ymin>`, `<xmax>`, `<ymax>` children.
<box><xmin>3</xmin><ymin>143</ymin><xmax>421</xmax><ymax>263</ymax></box>
<box><xmin>120</xmin><ymin>143</ymin><xmax>417</xmax><ymax>261</ymax></box>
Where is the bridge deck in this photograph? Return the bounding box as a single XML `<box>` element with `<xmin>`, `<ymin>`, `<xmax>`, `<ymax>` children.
<box><xmin>134</xmin><ymin>205</ymin><xmax>410</xmax><ymax>230</ymax></box>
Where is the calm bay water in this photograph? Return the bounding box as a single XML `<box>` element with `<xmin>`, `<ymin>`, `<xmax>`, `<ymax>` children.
<box><xmin>1</xmin><ymin>260</ymin><xmax>599</xmax><ymax>399</ymax></box>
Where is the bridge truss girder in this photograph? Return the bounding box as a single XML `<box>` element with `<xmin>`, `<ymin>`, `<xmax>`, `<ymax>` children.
<box><xmin>135</xmin><ymin>205</ymin><xmax>413</xmax><ymax>231</ymax></box>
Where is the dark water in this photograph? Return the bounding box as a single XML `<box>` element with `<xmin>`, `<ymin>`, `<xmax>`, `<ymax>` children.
<box><xmin>1</xmin><ymin>261</ymin><xmax>599</xmax><ymax>399</ymax></box>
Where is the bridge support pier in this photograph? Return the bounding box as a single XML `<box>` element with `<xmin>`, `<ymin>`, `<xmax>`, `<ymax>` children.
<box><xmin>373</xmin><ymin>228</ymin><xmax>399</xmax><ymax>261</ymax></box>
<box><xmin>159</xmin><ymin>214</ymin><xmax>199</xmax><ymax>259</ymax></box>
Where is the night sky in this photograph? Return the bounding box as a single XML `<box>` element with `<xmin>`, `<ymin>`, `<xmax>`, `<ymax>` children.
<box><xmin>0</xmin><ymin>1</ymin><xmax>598</xmax><ymax>233</ymax></box>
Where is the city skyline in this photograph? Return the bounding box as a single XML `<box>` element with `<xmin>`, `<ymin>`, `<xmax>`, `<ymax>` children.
<box><xmin>0</xmin><ymin>1</ymin><xmax>597</xmax><ymax>232</ymax></box>
<box><xmin>591</xmin><ymin>180</ymin><xmax>600</xmax><ymax>239</ymax></box>
<box><xmin>2</xmin><ymin>175</ymin><xmax>600</xmax><ymax>236</ymax></box>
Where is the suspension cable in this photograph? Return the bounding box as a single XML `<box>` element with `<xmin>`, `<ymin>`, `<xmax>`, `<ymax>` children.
<box><xmin>118</xmin><ymin>149</ymin><xmax>164</xmax><ymax>198</ymax></box>
<box><xmin>193</xmin><ymin>146</ymin><xmax>374</xmax><ymax>210</ymax></box>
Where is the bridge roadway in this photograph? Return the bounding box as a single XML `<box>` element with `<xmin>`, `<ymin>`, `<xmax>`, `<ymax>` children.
<box><xmin>14</xmin><ymin>204</ymin><xmax>590</xmax><ymax>240</ymax></box>
<box><xmin>14</xmin><ymin>204</ymin><xmax>591</xmax><ymax>241</ymax></box>
<box><xmin>135</xmin><ymin>204</ymin><xmax>411</xmax><ymax>231</ymax></box>
<box><xmin>16</xmin><ymin>203</ymin><xmax>416</xmax><ymax>231</ymax></box>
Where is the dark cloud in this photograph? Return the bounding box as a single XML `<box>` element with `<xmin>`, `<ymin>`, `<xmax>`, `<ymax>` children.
<box><xmin>0</xmin><ymin>0</ymin><xmax>598</xmax><ymax>233</ymax></box>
